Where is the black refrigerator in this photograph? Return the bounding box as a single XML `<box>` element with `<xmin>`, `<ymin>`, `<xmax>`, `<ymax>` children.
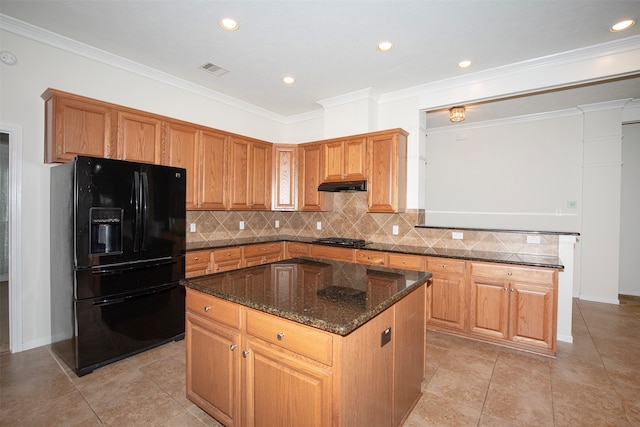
<box><xmin>50</xmin><ymin>156</ymin><xmax>186</xmax><ymax>376</ymax></box>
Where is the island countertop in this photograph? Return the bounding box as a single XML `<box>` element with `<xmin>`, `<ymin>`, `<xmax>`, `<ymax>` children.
<box><xmin>181</xmin><ymin>257</ymin><xmax>432</xmax><ymax>336</ymax></box>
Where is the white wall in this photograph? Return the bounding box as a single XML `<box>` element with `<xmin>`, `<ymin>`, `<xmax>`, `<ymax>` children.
<box><xmin>423</xmin><ymin>113</ymin><xmax>583</xmax><ymax>232</ymax></box>
<box><xmin>620</xmin><ymin>122</ymin><xmax>640</xmax><ymax>296</ymax></box>
<box><xmin>0</xmin><ymin>30</ymin><xmax>287</xmax><ymax>350</ymax></box>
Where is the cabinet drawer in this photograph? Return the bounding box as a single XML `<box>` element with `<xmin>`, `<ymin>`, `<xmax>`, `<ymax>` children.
<box><xmin>243</xmin><ymin>242</ymin><xmax>282</xmax><ymax>258</ymax></box>
<box><xmin>286</xmin><ymin>242</ymin><xmax>311</xmax><ymax>257</ymax></box>
<box><xmin>186</xmin><ymin>250</ymin><xmax>212</xmax><ymax>277</ymax></box>
<box><xmin>186</xmin><ymin>288</ymin><xmax>241</xmax><ymax>329</ymax></box>
<box><xmin>470</xmin><ymin>262</ymin><xmax>556</xmax><ymax>285</ymax></box>
<box><xmin>245</xmin><ymin>309</ymin><xmax>333</xmax><ymax>366</ymax></box>
<box><xmin>212</xmin><ymin>247</ymin><xmax>242</xmax><ymax>262</ymax></box>
<box><xmin>355</xmin><ymin>249</ymin><xmax>386</xmax><ymax>266</ymax></box>
<box><xmin>425</xmin><ymin>257</ymin><xmax>466</xmax><ymax>275</ymax></box>
<box><xmin>386</xmin><ymin>253</ymin><xmax>424</xmax><ymax>271</ymax></box>
<box><xmin>310</xmin><ymin>245</ymin><xmax>355</xmax><ymax>262</ymax></box>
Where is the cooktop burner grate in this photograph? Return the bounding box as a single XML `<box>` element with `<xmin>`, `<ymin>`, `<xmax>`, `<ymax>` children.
<box><xmin>312</xmin><ymin>237</ymin><xmax>367</xmax><ymax>248</ymax></box>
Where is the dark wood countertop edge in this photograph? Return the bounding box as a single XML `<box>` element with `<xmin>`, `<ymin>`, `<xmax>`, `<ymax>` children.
<box><xmin>181</xmin><ymin>272</ymin><xmax>432</xmax><ymax>336</ymax></box>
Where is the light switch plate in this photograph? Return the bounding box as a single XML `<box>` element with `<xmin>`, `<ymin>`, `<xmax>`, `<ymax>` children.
<box><xmin>239</xmin><ymin>221</ymin><xmax>245</xmax><ymax>230</ymax></box>
<box><xmin>392</xmin><ymin>225</ymin><xmax>399</xmax><ymax>235</ymax></box>
<box><xmin>452</xmin><ymin>232</ymin><xmax>463</xmax><ymax>240</ymax></box>
<box><xmin>275</xmin><ymin>220</ymin><xmax>280</xmax><ymax>228</ymax></box>
<box><xmin>316</xmin><ymin>221</ymin><xmax>322</xmax><ymax>230</ymax></box>
<box><xmin>189</xmin><ymin>223</ymin><xmax>196</xmax><ymax>232</ymax></box>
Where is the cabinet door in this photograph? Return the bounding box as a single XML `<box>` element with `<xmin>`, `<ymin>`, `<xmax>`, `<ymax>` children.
<box><xmin>164</xmin><ymin>122</ymin><xmax>198</xmax><ymax>209</ymax></box>
<box><xmin>322</xmin><ymin>140</ymin><xmax>345</xmax><ymax>182</ymax></box>
<box><xmin>199</xmin><ymin>130</ymin><xmax>228</xmax><ymax>210</ymax></box>
<box><xmin>367</xmin><ymin>131</ymin><xmax>406</xmax><ymax>213</ymax></box>
<box><xmin>427</xmin><ymin>275</ymin><xmax>466</xmax><ymax>331</ymax></box>
<box><xmin>469</xmin><ymin>278</ymin><xmax>510</xmax><ymax>339</ymax></box>
<box><xmin>186</xmin><ymin>313</ymin><xmax>241</xmax><ymax>426</ymax></box>
<box><xmin>244</xmin><ymin>338</ymin><xmax>332</xmax><ymax>427</ymax></box>
<box><xmin>228</xmin><ymin>137</ymin><xmax>251</xmax><ymax>209</ymax></box>
<box><xmin>299</xmin><ymin>143</ymin><xmax>331</xmax><ymax>211</ymax></box>
<box><xmin>46</xmin><ymin>93</ymin><xmax>113</xmax><ymax>162</ymax></box>
<box><xmin>249</xmin><ymin>141</ymin><xmax>272</xmax><ymax>210</ymax></box>
<box><xmin>509</xmin><ymin>282</ymin><xmax>555</xmax><ymax>349</ymax></box>
<box><xmin>272</xmin><ymin>145</ymin><xmax>297</xmax><ymax>211</ymax></box>
<box><xmin>343</xmin><ymin>137</ymin><xmax>367</xmax><ymax>180</ymax></box>
<box><xmin>116</xmin><ymin>111</ymin><xmax>161</xmax><ymax>164</ymax></box>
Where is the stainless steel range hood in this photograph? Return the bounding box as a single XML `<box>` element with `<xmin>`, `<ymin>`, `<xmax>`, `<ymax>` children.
<box><xmin>317</xmin><ymin>180</ymin><xmax>367</xmax><ymax>192</ymax></box>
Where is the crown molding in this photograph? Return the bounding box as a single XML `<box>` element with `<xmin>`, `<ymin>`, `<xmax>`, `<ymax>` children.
<box><xmin>380</xmin><ymin>35</ymin><xmax>640</xmax><ymax>109</ymax></box>
<box><xmin>316</xmin><ymin>87</ymin><xmax>381</xmax><ymax>109</ymax></box>
<box><xmin>0</xmin><ymin>14</ymin><xmax>291</xmax><ymax>124</ymax></box>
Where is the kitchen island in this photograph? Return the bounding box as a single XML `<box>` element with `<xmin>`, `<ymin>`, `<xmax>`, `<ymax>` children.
<box><xmin>182</xmin><ymin>258</ymin><xmax>432</xmax><ymax>427</ymax></box>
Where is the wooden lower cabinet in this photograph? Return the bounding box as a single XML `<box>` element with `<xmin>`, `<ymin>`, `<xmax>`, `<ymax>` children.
<box><xmin>425</xmin><ymin>258</ymin><xmax>466</xmax><ymax>332</ymax></box>
<box><xmin>185</xmin><ymin>283</ymin><xmax>426</xmax><ymax>427</ymax></box>
<box><xmin>468</xmin><ymin>262</ymin><xmax>557</xmax><ymax>354</ymax></box>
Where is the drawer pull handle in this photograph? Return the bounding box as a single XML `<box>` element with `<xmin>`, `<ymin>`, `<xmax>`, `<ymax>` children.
<box><xmin>230</xmin><ymin>344</ymin><xmax>237</xmax><ymax>351</ymax></box>
<box><xmin>277</xmin><ymin>332</ymin><xmax>285</xmax><ymax>341</ymax></box>
<box><xmin>204</xmin><ymin>306</ymin><xmax>211</xmax><ymax>312</ymax></box>
<box><xmin>242</xmin><ymin>350</ymin><xmax>249</xmax><ymax>358</ymax></box>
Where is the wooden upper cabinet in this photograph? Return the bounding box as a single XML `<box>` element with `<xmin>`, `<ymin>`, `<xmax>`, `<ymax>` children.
<box><xmin>272</xmin><ymin>144</ymin><xmax>298</xmax><ymax>211</ymax></box>
<box><xmin>298</xmin><ymin>142</ymin><xmax>333</xmax><ymax>212</ymax></box>
<box><xmin>366</xmin><ymin>129</ymin><xmax>408</xmax><ymax>213</ymax></box>
<box><xmin>199</xmin><ymin>130</ymin><xmax>228</xmax><ymax>210</ymax></box>
<box><xmin>322</xmin><ymin>137</ymin><xmax>366</xmax><ymax>182</ymax></box>
<box><xmin>163</xmin><ymin>121</ymin><xmax>199</xmax><ymax>209</ymax></box>
<box><xmin>43</xmin><ymin>89</ymin><xmax>113</xmax><ymax>163</ymax></box>
<box><xmin>116</xmin><ymin>111</ymin><xmax>162</xmax><ymax>164</ymax></box>
<box><xmin>228</xmin><ymin>137</ymin><xmax>272</xmax><ymax>210</ymax></box>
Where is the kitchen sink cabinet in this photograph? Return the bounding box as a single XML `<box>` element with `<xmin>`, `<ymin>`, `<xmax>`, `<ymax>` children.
<box><xmin>228</xmin><ymin>137</ymin><xmax>272</xmax><ymax>210</ymax></box>
<box><xmin>366</xmin><ymin>129</ymin><xmax>408</xmax><ymax>213</ymax></box>
<box><xmin>298</xmin><ymin>142</ymin><xmax>333</xmax><ymax>212</ymax></box>
<box><xmin>322</xmin><ymin>137</ymin><xmax>367</xmax><ymax>182</ymax></box>
<box><xmin>468</xmin><ymin>262</ymin><xmax>557</xmax><ymax>353</ymax></box>
<box><xmin>272</xmin><ymin>145</ymin><xmax>298</xmax><ymax>211</ymax></box>
<box><xmin>425</xmin><ymin>258</ymin><xmax>467</xmax><ymax>332</ymax></box>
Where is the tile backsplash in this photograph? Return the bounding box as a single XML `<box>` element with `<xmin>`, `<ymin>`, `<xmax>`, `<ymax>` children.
<box><xmin>186</xmin><ymin>192</ymin><xmax>559</xmax><ymax>257</ymax></box>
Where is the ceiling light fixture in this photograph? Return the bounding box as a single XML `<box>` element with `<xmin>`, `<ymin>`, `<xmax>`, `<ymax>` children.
<box><xmin>610</xmin><ymin>19</ymin><xmax>635</xmax><ymax>32</ymax></box>
<box><xmin>457</xmin><ymin>60</ymin><xmax>472</xmax><ymax>68</ymax></box>
<box><xmin>283</xmin><ymin>76</ymin><xmax>295</xmax><ymax>84</ymax></box>
<box><xmin>377</xmin><ymin>41</ymin><xmax>393</xmax><ymax>52</ymax></box>
<box><xmin>449</xmin><ymin>106</ymin><xmax>465</xmax><ymax>123</ymax></box>
<box><xmin>220</xmin><ymin>18</ymin><xmax>239</xmax><ymax>31</ymax></box>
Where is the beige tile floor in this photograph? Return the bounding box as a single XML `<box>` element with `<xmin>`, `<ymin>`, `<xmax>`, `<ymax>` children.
<box><xmin>1</xmin><ymin>297</ymin><xmax>638</xmax><ymax>426</ymax></box>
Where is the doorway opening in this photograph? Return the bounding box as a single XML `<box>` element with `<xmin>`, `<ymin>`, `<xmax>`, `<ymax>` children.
<box><xmin>0</xmin><ymin>132</ymin><xmax>8</xmax><ymax>353</ymax></box>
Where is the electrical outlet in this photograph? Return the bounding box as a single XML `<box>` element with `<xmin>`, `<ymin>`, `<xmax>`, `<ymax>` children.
<box><xmin>527</xmin><ymin>235</ymin><xmax>541</xmax><ymax>244</ymax></box>
<box><xmin>392</xmin><ymin>225</ymin><xmax>399</xmax><ymax>235</ymax></box>
<box><xmin>316</xmin><ymin>221</ymin><xmax>322</xmax><ymax>230</ymax></box>
<box><xmin>452</xmin><ymin>232</ymin><xmax>463</xmax><ymax>240</ymax></box>
<box><xmin>189</xmin><ymin>223</ymin><xmax>196</xmax><ymax>232</ymax></box>
<box><xmin>275</xmin><ymin>220</ymin><xmax>280</xmax><ymax>228</ymax></box>
<box><xmin>239</xmin><ymin>221</ymin><xmax>245</xmax><ymax>230</ymax></box>
<box><xmin>381</xmin><ymin>327</ymin><xmax>392</xmax><ymax>347</ymax></box>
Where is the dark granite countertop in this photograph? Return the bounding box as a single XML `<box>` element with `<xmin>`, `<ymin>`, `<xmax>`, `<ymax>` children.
<box><xmin>181</xmin><ymin>257</ymin><xmax>432</xmax><ymax>336</ymax></box>
<box><xmin>186</xmin><ymin>235</ymin><xmax>564</xmax><ymax>269</ymax></box>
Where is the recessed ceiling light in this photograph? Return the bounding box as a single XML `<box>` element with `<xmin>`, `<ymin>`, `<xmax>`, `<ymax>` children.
<box><xmin>220</xmin><ymin>18</ymin><xmax>239</xmax><ymax>31</ymax></box>
<box><xmin>283</xmin><ymin>76</ymin><xmax>295</xmax><ymax>84</ymax></box>
<box><xmin>610</xmin><ymin>19</ymin><xmax>635</xmax><ymax>32</ymax></box>
<box><xmin>458</xmin><ymin>60</ymin><xmax>472</xmax><ymax>68</ymax></box>
<box><xmin>377</xmin><ymin>41</ymin><xmax>393</xmax><ymax>52</ymax></box>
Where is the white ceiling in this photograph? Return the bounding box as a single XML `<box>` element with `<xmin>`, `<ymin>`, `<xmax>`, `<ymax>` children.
<box><xmin>1</xmin><ymin>0</ymin><xmax>639</xmax><ymax>123</ymax></box>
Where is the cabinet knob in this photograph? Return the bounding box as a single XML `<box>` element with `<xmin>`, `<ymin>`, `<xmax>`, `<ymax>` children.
<box><xmin>511</xmin><ymin>288</ymin><xmax>515</xmax><ymax>292</ymax></box>
<box><xmin>204</xmin><ymin>305</ymin><xmax>211</xmax><ymax>312</ymax></box>
<box><xmin>503</xmin><ymin>287</ymin><xmax>508</xmax><ymax>292</ymax></box>
<box><xmin>507</xmin><ymin>272</ymin><xmax>513</xmax><ymax>276</ymax></box>
<box><xmin>193</xmin><ymin>257</ymin><xmax>199</xmax><ymax>261</ymax></box>
<box><xmin>230</xmin><ymin>344</ymin><xmax>237</xmax><ymax>351</ymax></box>
<box><xmin>442</xmin><ymin>265</ymin><xmax>447</xmax><ymax>269</ymax></box>
<box><xmin>242</xmin><ymin>350</ymin><xmax>250</xmax><ymax>358</ymax></box>
<box><xmin>277</xmin><ymin>332</ymin><xmax>285</xmax><ymax>341</ymax></box>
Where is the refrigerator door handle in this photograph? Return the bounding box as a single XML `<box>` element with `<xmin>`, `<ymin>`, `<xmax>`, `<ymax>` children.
<box><xmin>90</xmin><ymin>258</ymin><xmax>178</xmax><ymax>275</ymax></box>
<box><xmin>92</xmin><ymin>283</ymin><xmax>177</xmax><ymax>307</ymax></box>
<box><xmin>141</xmin><ymin>171</ymin><xmax>149</xmax><ymax>251</ymax></box>
<box><xmin>133</xmin><ymin>171</ymin><xmax>141</xmax><ymax>252</ymax></box>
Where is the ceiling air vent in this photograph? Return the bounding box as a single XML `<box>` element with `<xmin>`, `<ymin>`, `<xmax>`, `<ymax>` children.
<box><xmin>200</xmin><ymin>62</ymin><xmax>229</xmax><ymax>77</ymax></box>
